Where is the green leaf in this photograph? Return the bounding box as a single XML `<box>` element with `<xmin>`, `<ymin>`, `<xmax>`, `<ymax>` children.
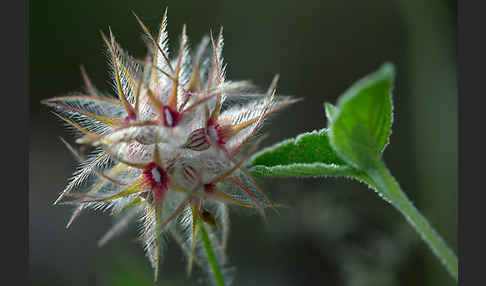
<box><xmin>324</xmin><ymin>102</ymin><xmax>338</xmax><ymax>124</ymax></box>
<box><xmin>249</xmin><ymin>129</ymin><xmax>346</xmax><ymax>166</ymax></box>
<box><xmin>247</xmin><ymin>129</ymin><xmax>357</xmax><ymax>178</ymax></box>
<box><xmin>328</xmin><ymin>63</ymin><xmax>394</xmax><ymax>170</ymax></box>
<box><xmin>247</xmin><ymin>62</ymin><xmax>458</xmax><ymax>281</ymax></box>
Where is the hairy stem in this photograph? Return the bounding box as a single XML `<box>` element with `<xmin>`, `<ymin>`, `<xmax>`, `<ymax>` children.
<box><xmin>199</xmin><ymin>222</ymin><xmax>226</xmax><ymax>286</ymax></box>
<box><xmin>363</xmin><ymin>160</ymin><xmax>458</xmax><ymax>281</ymax></box>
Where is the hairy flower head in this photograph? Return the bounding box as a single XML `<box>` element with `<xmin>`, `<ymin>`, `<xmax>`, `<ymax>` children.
<box><xmin>43</xmin><ymin>9</ymin><xmax>297</xmax><ymax>282</ymax></box>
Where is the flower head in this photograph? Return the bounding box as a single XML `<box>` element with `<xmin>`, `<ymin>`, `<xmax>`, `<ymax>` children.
<box><xmin>43</xmin><ymin>9</ymin><xmax>297</xmax><ymax>282</ymax></box>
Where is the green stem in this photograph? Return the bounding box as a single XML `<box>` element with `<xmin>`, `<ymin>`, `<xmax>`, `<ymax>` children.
<box><xmin>199</xmin><ymin>222</ymin><xmax>226</xmax><ymax>286</ymax></box>
<box><xmin>364</xmin><ymin>160</ymin><xmax>458</xmax><ymax>281</ymax></box>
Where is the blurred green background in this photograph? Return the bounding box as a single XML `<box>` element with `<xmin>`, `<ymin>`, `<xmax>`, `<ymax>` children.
<box><xmin>30</xmin><ymin>0</ymin><xmax>457</xmax><ymax>285</ymax></box>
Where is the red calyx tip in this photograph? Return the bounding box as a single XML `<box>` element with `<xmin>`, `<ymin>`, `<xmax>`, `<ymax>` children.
<box><xmin>162</xmin><ymin>105</ymin><xmax>182</xmax><ymax>127</ymax></box>
<box><xmin>143</xmin><ymin>162</ymin><xmax>169</xmax><ymax>195</ymax></box>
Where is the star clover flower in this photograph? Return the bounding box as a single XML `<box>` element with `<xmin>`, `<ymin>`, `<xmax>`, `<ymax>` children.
<box><xmin>43</xmin><ymin>9</ymin><xmax>297</xmax><ymax>282</ymax></box>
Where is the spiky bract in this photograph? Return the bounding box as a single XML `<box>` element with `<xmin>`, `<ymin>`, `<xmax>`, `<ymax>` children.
<box><xmin>43</xmin><ymin>9</ymin><xmax>296</xmax><ymax>282</ymax></box>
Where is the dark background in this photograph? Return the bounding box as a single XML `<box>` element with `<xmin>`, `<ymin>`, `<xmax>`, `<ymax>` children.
<box><xmin>30</xmin><ymin>0</ymin><xmax>457</xmax><ymax>285</ymax></box>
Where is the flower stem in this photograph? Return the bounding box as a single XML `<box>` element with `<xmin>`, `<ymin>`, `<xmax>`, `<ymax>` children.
<box><xmin>364</xmin><ymin>160</ymin><xmax>458</xmax><ymax>281</ymax></box>
<box><xmin>199</xmin><ymin>222</ymin><xmax>226</xmax><ymax>286</ymax></box>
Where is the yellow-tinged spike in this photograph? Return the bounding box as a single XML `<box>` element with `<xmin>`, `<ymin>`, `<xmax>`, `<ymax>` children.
<box><xmin>228</xmin><ymin>92</ymin><xmax>275</xmax><ymax>157</ymax></box>
<box><xmin>181</xmin><ymin>89</ymin><xmax>222</xmax><ymax>114</ymax></box>
<box><xmin>132</xmin><ymin>9</ymin><xmax>174</xmax><ymax>76</ymax></box>
<box><xmin>100</xmin><ymin>29</ymin><xmax>136</xmax><ymax>117</ymax></box>
<box><xmin>50</xmin><ymin>111</ymin><xmax>96</xmax><ymax>136</ymax></box>
<box><xmin>230</xmin><ymin>177</ymin><xmax>266</xmax><ymax>220</ymax></box>
<box><xmin>167</xmin><ymin>24</ymin><xmax>186</xmax><ymax>110</ymax></box>
<box><xmin>117</xmin><ymin>119</ymin><xmax>159</xmax><ymax>128</ymax></box>
<box><xmin>224</xmin><ymin>97</ymin><xmax>280</xmax><ymax>216</ymax></box>
<box><xmin>151</xmin><ymin>64</ymin><xmax>177</xmax><ymax>82</ymax></box>
<box><xmin>75</xmin><ymin>133</ymin><xmax>106</xmax><ymax>146</ymax></box>
<box><xmin>236</xmin><ymin>162</ymin><xmax>279</xmax><ymax>215</ymax></box>
<box><xmin>61</xmin><ymin>179</ymin><xmax>146</xmax><ymax>204</ymax></box>
<box><xmin>45</xmin><ymin>102</ymin><xmax>122</xmax><ymax>127</ymax></box>
<box><xmin>59</xmin><ymin>137</ymin><xmax>126</xmax><ymax>186</ymax></box>
<box><xmin>108</xmin><ymin>28</ymin><xmax>136</xmax><ymax>116</ymax></box>
<box><xmin>210</xmin><ymin>135</ymin><xmax>265</xmax><ymax>183</ymax></box>
<box><xmin>66</xmin><ymin>162</ymin><xmax>129</xmax><ymax>228</ymax></box>
<box><xmin>113</xmin><ymin>46</ymin><xmax>149</xmax><ymax>107</ymax></box>
<box><xmin>182</xmin><ymin>84</ymin><xmax>268</xmax><ymax>115</ymax></box>
<box><xmin>225</xmin><ymin>109</ymin><xmax>280</xmax><ymax>215</ymax></box>
<box><xmin>227</xmin><ymin>98</ymin><xmax>302</xmax><ymax>144</ymax></box>
<box><xmin>210</xmin><ymin>184</ymin><xmax>283</xmax><ymax>212</ymax></box>
<box><xmin>145</xmin><ymin>88</ymin><xmax>165</xmax><ymax>118</ymax></box>
<box><xmin>114</xmin><ymin>50</ymin><xmax>168</xmax><ymax>120</ymax></box>
<box><xmin>135</xmin><ymin>55</ymin><xmax>149</xmax><ymax>115</ymax></box>
<box><xmin>54</xmin><ymin>151</ymin><xmax>109</xmax><ymax>206</ymax></box>
<box><xmin>45</xmin><ymin>95</ymin><xmax>122</xmax><ymax>106</ymax></box>
<box><xmin>131</xmin><ymin>52</ymin><xmax>177</xmax><ymax>84</ymax></box>
<box><xmin>111</xmin><ymin>42</ymin><xmax>141</xmax><ymax>105</ymax></box>
<box><xmin>146</xmin><ymin>89</ymin><xmax>164</xmax><ymax>110</ymax></box>
<box><xmin>206</xmin><ymin>184</ymin><xmax>255</xmax><ymax>209</ymax></box>
<box><xmin>80</xmin><ymin>65</ymin><xmax>96</xmax><ymax>95</ymax></box>
<box><xmin>153</xmin><ymin>8</ymin><xmax>173</xmax><ymax>85</ymax></box>
<box><xmin>228</xmin><ymin>117</ymin><xmax>260</xmax><ymax>136</ymax></box>
<box><xmin>65</xmin><ymin>193</ymin><xmax>104</xmax><ymax>199</ymax></box>
<box><xmin>225</xmin><ymin>96</ymin><xmax>301</xmax><ymax>139</ymax></box>
<box><xmin>211</xmin><ymin>29</ymin><xmax>223</xmax><ymax>86</ymax></box>
<box><xmin>186</xmin><ymin>36</ymin><xmax>209</xmax><ymax>93</ymax></box>
<box><xmin>209</xmin><ymin>31</ymin><xmax>223</xmax><ymax>122</ymax></box>
<box><xmin>267</xmin><ymin>74</ymin><xmax>280</xmax><ymax>95</ymax></box>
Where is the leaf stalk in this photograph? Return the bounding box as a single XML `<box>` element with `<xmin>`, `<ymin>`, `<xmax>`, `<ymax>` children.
<box><xmin>199</xmin><ymin>222</ymin><xmax>226</xmax><ymax>286</ymax></box>
<box><xmin>364</xmin><ymin>160</ymin><xmax>458</xmax><ymax>281</ymax></box>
